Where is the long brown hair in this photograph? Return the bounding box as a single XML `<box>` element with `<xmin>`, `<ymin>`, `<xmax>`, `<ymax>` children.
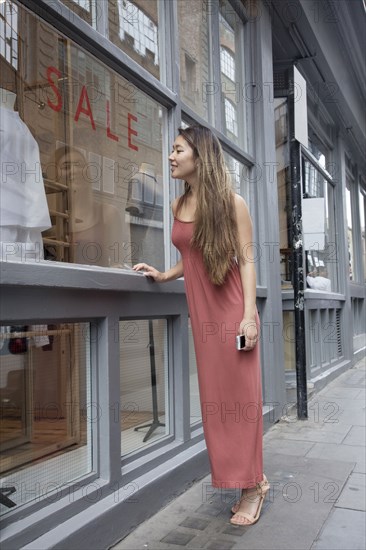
<box><xmin>175</xmin><ymin>125</ymin><xmax>240</xmax><ymax>286</ymax></box>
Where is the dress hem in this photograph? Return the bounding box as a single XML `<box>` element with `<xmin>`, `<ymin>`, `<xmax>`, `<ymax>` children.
<box><xmin>211</xmin><ymin>473</ymin><xmax>264</xmax><ymax>489</ymax></box>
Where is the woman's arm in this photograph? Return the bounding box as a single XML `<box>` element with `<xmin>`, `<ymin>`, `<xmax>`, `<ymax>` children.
<box><xmin>234</xmin><ymin>194</ymin><xmax>258</xmax><ymax>349</ymax></box>
<box><xmin>132</xmin><ymin>198</ymin><xmax>184</xmax><ymax>282</ymax></box>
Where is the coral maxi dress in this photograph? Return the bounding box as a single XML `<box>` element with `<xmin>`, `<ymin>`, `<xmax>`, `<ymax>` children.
<box><xmin>172</xmin><ymin>216</ymin><xmax>264</xmax><ymax>489</ymax></box>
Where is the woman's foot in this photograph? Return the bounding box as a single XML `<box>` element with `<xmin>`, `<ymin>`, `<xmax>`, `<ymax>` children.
<box><xmin>230</xmin><ymin>474</ymin><xmax>270</xmax><ymax>526</ymax></box>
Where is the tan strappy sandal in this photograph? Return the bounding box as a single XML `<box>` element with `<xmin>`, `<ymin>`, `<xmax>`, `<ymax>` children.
<box><xmin>230</xmin><ymin>474</ymin><xmax>270</xmax><ymax>526</ymax></box>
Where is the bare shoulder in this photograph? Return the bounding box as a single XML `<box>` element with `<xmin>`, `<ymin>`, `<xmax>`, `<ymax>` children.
<box><xmin>171</xmin><ymin>196</ymin><xmax>181</xmax><ymax>217</ymax></box>
<box><xmin>233</xmin><ymin>193</ymin><xmax>250</xmax><ymax>217</ymax></box>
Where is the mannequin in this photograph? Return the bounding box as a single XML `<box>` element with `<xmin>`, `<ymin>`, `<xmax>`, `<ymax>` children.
<box><xmin>0</xmin><ymin>88</ymin><xmax>51</xmax><ymax>261</ymax></box>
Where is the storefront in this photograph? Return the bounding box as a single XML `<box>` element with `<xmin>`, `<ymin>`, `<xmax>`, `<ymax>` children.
<box><xmin>0</xmin><ymin>1</ymin><xmax>364</xmax><ymax>548</ymax></box>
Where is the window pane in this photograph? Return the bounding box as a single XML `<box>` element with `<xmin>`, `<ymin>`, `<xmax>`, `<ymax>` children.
<box><xmin>188</xmin><ymin>318</ymin><xmax>200</xmax><ymax>425</ymax></box>
<box><xmin>0</xmin><ymin>3</ymin><xmax>166</xmax><ymax>270</ymax></box>
<box><xmin>283</xmin><ymin>311</ymin><xmax>295</xmax><ymax>371</ymax></box>
<box><xmin>60</xmin><ymin>0</ymin><xmax>98</xmax><ymax>28</ymax></box>
<box><xmin>274</xmin><ymin>98</ymin><xmax>292</xmax><ymax>289</ymax></box>
<box><xmin>178</xmin><ymin>0</ymin><xmax>211</xmax><ymax>120</ymax></box>
<box><xmin>120</xmin><ymin>319</ymin><xmax>169</xmax><ymax>455</ymax></box>
<box><xmin>359</xmin><ymin>188</ymin><xmax>366</xmax><ymax>282</ymax></box>
<box><xmin>0</xmin><ymin>323</ymin><xmax>92</xmax><ymax>515</ymax></box>
<box><xmin>303</xmin><ymin>158</ymin><xmax>338</xmax><ymax>292</ymax></box>
<box><xmin>108</xmin><ymin>0</ymin><xmax>161</xmax><ymax>81</ymax></box>
<box><xmin>219</xmin><ymin>0</ymin><xmax>247</xmax><ymax>149</ymax></box>
<box><xmin>345</xmin><ymin>180</ymin><xmax>354</xmax><ymax>280</ymax></box>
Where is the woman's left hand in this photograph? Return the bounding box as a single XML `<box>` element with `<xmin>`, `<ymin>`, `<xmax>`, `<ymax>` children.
<box><xmin>238</xmin><ymin>317</ymin><xmax>258</xmax><ymax>351</ymax></box>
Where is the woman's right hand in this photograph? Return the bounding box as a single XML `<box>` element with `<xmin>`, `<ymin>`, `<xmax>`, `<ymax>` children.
<box><xmin>132</xmin><ymin>263</ymin><xmax>166</xmax><ymax>282</ymax></box>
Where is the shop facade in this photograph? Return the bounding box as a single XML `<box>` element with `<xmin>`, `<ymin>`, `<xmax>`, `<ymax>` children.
<box><xmin>0</xmin><ymin>1</ymin><xmax>364</xmax><ymax>548</ymax></box>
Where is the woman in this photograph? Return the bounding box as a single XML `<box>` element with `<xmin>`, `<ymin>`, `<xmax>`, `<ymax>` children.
<box><xmin>133</xmin><ymin>125</ymin><xmax>270</xmax><ymax>526</ymax></box>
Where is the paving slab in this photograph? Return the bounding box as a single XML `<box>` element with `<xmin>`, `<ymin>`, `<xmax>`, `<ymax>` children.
<box><xmin>311</xmin><ymin>508</ymin><xmax>366</xmax><ymax>550</ymax></box>
<box><xmin>306</xmin><ymin>442</ymin><xmax>365</xmax><ymax>473</ymax></box>
<box><xmin>342</xmin><ymin>425</ymin><xmax>366</xmax><ymax>447</ymax></box>
<box><xmin>334</xmin><ymin>472</ymin><xmax>366</xmax><ymax>511</ymax></box>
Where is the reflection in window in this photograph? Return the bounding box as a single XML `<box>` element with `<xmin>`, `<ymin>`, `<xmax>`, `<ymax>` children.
<box><xmin>70</xmin><ymin>0</ymin><xmax>91</xmax><ymax>11</ymax></box>
<box><xmin>0</xmin><ymin>0</ymin><xmax>18</xmax><ymax>69</ymax></box>
<box><xmin>60</xmin><ymin>0</ymin><xmax>97</xmax><ymax>27</ymax></box>
<box><xmin>178</xmin><ymin>0</ymin><xmax>210</xmax><ymax>120</ymax></box>
<box><xmin>303</xmin><ymin>158</ymin><xmax>338</xmax><ymax>292</ymax></box>
<box><xmin>224</xmin><ymin>98</ymin><xmax>238</xmax><ymax>137</ymax></box>
<box><xmin>283</xmin><ymin>311</ymin><xmax>295</xmax><ymax>371</ymax></box>
<box><xmin>220</xmin><ymin>47</ymin><xmax>235</xmax><ymax>81</ymax></box>
<box><xmin>345</xmin><ymin>180</ymin><xmax>354</xmax><ymax>280</ymax></box>
<box><xmin>118</xmin><ymin>0</ymin><xmax>159</xmax><ymax>66</ymax></box>
<box><xmin>303</xmin><ymin>160</ymin><xmax>324</xmax><ymax>198</ymax></box>
<box><xmin>359</xmin><ymin>187</ymin><xmax>366</xmax><ymax>282</ymax></box>
<box><xmin>0</xmin><ymin>323</ymin><xmax>92</xmax><ymax>515</ymax></box>
<box><xmin>188</xmin><ymin>318</ymin><xmax>200</xmax><ymax>425</ymax></box>
<box><xmin>119</xmin><ymin>319</ymin><xmax>169</xmax><ymax>454</ymax></box>
<box><xmin>219</xmin><ymin>0</ymin><xmax>246</xmax><ymax>147</ymax></box>
<box><xmin>275</xmin><ymin>98</ymin><xmax>292</xmax><ymax>288</ymax></box>
<box><xmin>308</xmin><ymin>135</ymin><xmax>327</xmax><ymax>170</ymax></box>
<box><xmin>108</xmin><ymin>0</ymin><xmax>160</xmax><ymax>79</ymax></box>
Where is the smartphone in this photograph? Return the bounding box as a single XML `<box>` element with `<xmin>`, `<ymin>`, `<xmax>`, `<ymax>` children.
<box><xmin>236</xmin><ymin>334</ymin><xmax>246</xmax><ymax>350</ymax></box>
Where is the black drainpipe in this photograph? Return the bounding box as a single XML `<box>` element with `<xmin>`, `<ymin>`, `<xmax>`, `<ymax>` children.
<box><xmin>288</xmin><ymin>67</ymin><xmax>308</xmax><ymax>420</ymax></box>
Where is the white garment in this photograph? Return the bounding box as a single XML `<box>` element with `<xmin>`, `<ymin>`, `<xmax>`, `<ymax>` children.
<box><xmin>306</xmin><ymin>275</ymin><xmax>332</xmax><ymax>292</ymax></box>
<box><xmin>0</xmin><ymin>107</ymin><xmax>51</xmax><ymax>249</ymax></box>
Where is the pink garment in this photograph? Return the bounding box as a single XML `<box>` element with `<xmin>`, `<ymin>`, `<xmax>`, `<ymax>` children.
<box><xmin>172</xmin><ymin>217</ymin><xmax>263</xmax><ymax>489</ymax></box>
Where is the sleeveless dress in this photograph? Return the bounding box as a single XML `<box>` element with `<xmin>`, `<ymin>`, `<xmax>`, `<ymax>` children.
<box><xmin>171</xmin><ymin>216</ymin><xmax>264</xmax><ymax>489</ymax></box>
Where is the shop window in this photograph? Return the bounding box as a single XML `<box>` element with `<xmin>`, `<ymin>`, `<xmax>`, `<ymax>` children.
<box><xmin>283</xmin><ymin>311</ymin><xmax>295</xmax><ymax>371</ymax></box>
<box><xmin>0</xmin><ymin>323</ymin><xmax>93</xmax><ymax>515</ymax></box>
<box><xmin>345</xmin><ymin>177</ymin><xmax>355</xmax><ymax>281</ymax></box>
<box><xmin>178</xmin><ymin>0</ymin><xmax>210</xmax><ymax>121</ymax></box>
<box><xmin>303</xmin><ymin>158</ymin><xmax>338</xmax><ymax>293</ymax></box>
<box><xmin>359</xmin><ymin>185</ymin><xmax>366</xmax><ymax>282</ymax></box>
<box><xmin>0</xmin><ymin>2</ymin><xmax>166</xmax><ymax>270</ymax></box>
<box><xmin>219</xmin><ymin>0</ymin><xmax>246</xmax><ymax>149</ymax></box>
<box><xmin>108</xmin><ymin>0</ymin><xmax>161</xmax><ymax>81</ymax></box>
<box><xmin>188</xmin><ymin>318</ymin><xmax>200</xmax><ymax>426</ymax></box>
<box><xmin>275</xmin><ymin>98</ymin><xmax>292</xmax><ymax>289</ymax></box>
<box><xmin>119</xmin><ymin>319</ymin><xmax>169</xmax><ymax>455</ymax></box>
<box><xmin>60</xmin><ymin>0</ymin><xmax>98</xmax><ymax>28</ymax></box>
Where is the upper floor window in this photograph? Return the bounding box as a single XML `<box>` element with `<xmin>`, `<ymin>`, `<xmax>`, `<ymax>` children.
<box><xmin>220</xmin><ymin>46</ymin><xmax>235</xmax><ymax>81</ymax></box>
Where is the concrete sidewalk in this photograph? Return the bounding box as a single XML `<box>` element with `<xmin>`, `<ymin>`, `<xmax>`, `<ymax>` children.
<box><xmin>111</xmin><ymin>358</ymin><xmax>366</xmax><ymax>550</ymax></box>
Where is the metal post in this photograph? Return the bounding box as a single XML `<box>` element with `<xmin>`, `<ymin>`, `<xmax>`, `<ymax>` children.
<box><xmin>288</xmin><ymin>68</ymin><xmax>308</xmax><ymax>420</ymax></box>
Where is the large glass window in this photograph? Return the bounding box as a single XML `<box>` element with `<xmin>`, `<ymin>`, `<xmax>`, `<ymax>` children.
<box><xmin>108</xmin><ymin>0</ymin><xmax>162</xmax><ymax>81</ymax></box>
<box><xmin>345</xmin><ymin>177</ymin><xmax>355</xmax><ymax>281</ymax></box>
<box><xmin>359</xmin><ymin>185</ymin><xmax>366</xmax><ymax>282</ymax></box>
<box><xmin>119</xmin><ymin>319</ymin><xmax>169</xmax><ymax>455</ymax></box>
<box><xmin>303</xmin><ymin>158</ymin><xmax>338</xmax><ymax>292</ymax></box>
<box><xmin>274</xmin><ymin>98</ymin><xmax>292</xmax><ymax>289</ymax></box>
<box><xmin>178</xmin><ymin>0</ymin><xmax>211</xmax><ymax>121</ymax></box>
<box><xmin>0</xmin><ymin>2</ymin><xmax>166</xmax><ymax>270</ymax></box>
<box><xmin>0</xmin><ymin>323</ymin><xmax>92</xmax><ymax>515</ymax></box>
<box><xmin>188</xmin><ymin>318</ymin><xmax>200</xmax><ymax>426</ymax></box>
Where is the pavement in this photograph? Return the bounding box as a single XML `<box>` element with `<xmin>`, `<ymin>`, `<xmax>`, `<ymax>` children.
<box><xmin>111</xmin><ymin>358</ymin><xmax>366</xmax><ymax>550</ymax></box>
